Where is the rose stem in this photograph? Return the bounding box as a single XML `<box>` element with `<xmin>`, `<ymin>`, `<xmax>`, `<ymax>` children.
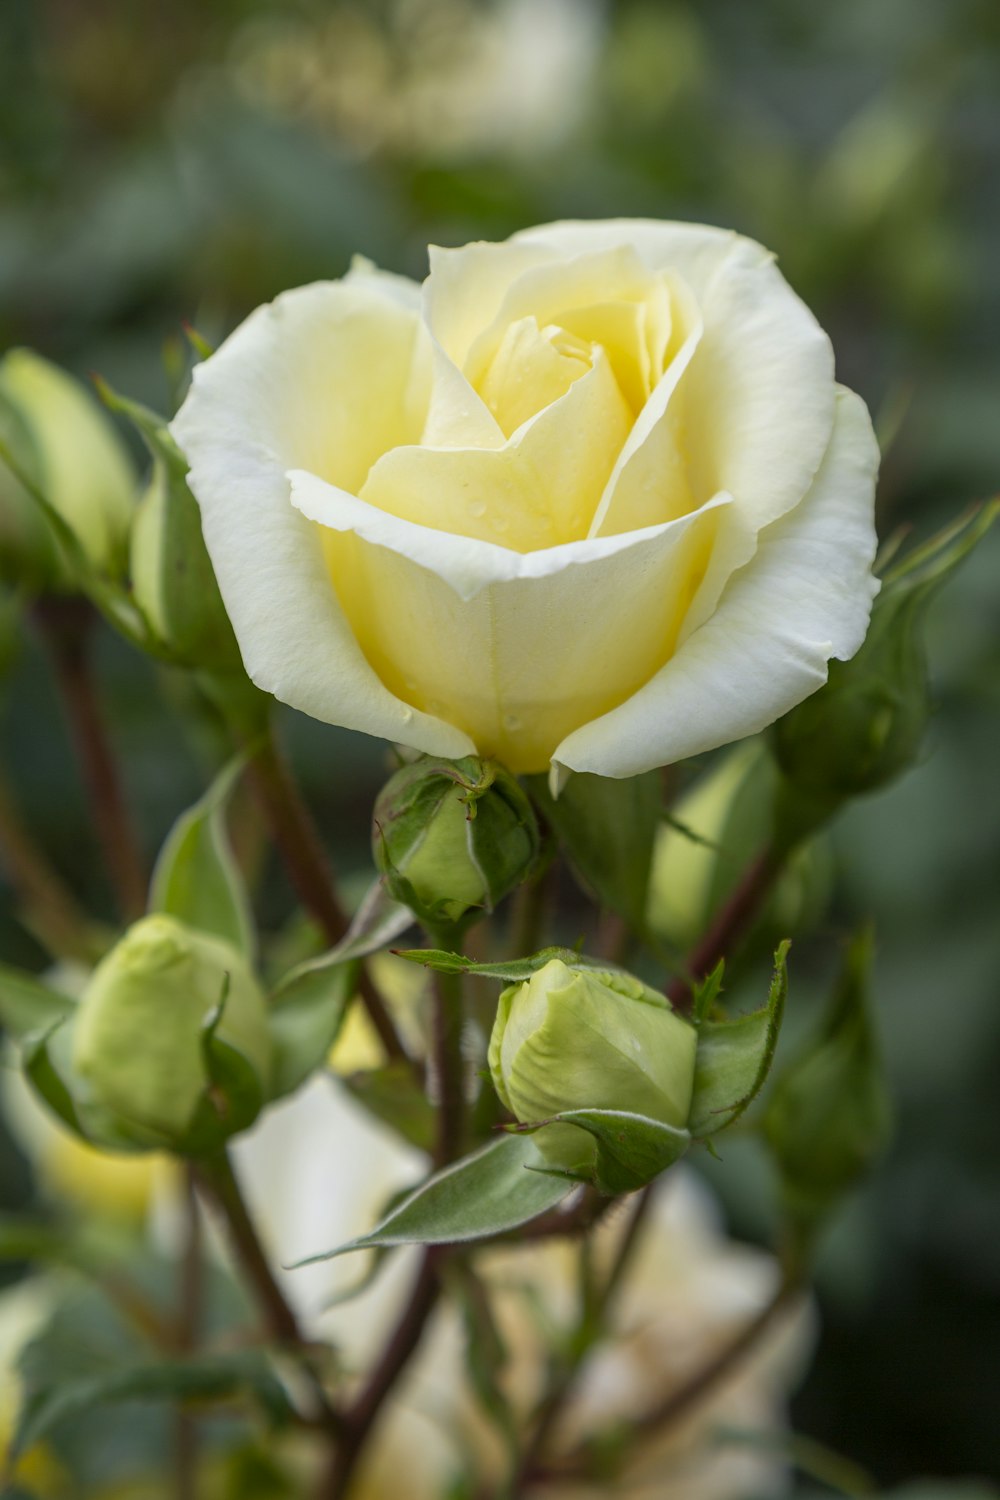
<box><xmin>193</xmin><ymin>1149</ymin><xmax>342</xmax><ymax>1436</ymax></box>
<box><xmin>320</xmin><ymin>1248</ymin><xmax>442</xmax><ymax>1500</ymax></box>
<box><xmin>0</xmin><ymin>762</ymin><xmax>95</xmax><ymax>960</ymax></box>
<box><xmin>318</xmin><ymin>946</ymin><xmax>466</xmax><ymax>1497</ymax></box>
<box><xmin>430</xmin><ymin>962</ymin><xmax>466</xmax><ymax>1168</ymax></box>
<box><xmin>667</xmin><ymin>845</ymin><xmax>782</xmax><ymax>1012</ymax></box>
<box><xmin>174</xmin><ymin>1168</ymin><xmax>203</xmax><ymax>1500</ymax></box>
<box><xmin>241</xmin><ymin>720</ymin><xmax>412</xmax><ymax>1070</ymax></box>
<box><xmin>34</xmin><ymin>598</ymin><xmax>146</xmax><ymax>921</ymax></box>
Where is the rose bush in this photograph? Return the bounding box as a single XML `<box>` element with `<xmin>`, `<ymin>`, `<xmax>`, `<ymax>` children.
<box><xmin>173</xmin><ymin>220</ymin><xmax>879</xmax><ymax>784</ymax></box>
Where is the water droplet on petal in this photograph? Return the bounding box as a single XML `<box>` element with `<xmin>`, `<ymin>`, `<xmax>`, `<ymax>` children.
<box><xmin>492</xmin><ymin>515</ymin><xmax>509</xmax><ymax>535</ymax></box>
<box><xmin>469</xmin><ymin>500</ymin><xmax>487</xmax><ymax>519</ymax></box>
<box><xmin>400</xmin><ymin>707</ymin><xmax>414</xmax><ymax>723</ymax></box>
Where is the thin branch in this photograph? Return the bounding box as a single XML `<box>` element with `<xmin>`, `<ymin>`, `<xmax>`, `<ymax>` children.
<box><xmin>174</xmin><ymin>1169</ymin><xmax>202</xmax><ymax>1500</ymax></box>
<box><xmin>430</xmin><ymin>964</ymin><xmax>466</xmax><ymax>1168</ymax></box>
<box><xmin>193</xmin><ymin>1149</ymin><xmax>341</xmax><ymax>1436</ymax></box>
<box><xmin>667</xmin><ymin>846</ymin><xmax>780</xmax><ymax>1012</ymax></box>
<box><xmin>536</xmin><ymin>1272</ymin><xmax>802</xmax><ymax>1487</ymax></box>
<box><xmin>509</xmin><ymin>1187</ymin><xmax>654</xmax><ymax>1495</ymax></box>
<box><xmin>319</xmin><ymin>1247</ymin><xmax>442</xmax><ymax>1500</ymax></box>
<box><xmin>241</xmin><ymin>724</ymin><xmax>412</xmax><ymax>1070</ymax></box>
<box><xmin>0</xmin><ymin>762</ymin><xmax>96</xmax><ymax>960</ymax></box>
<box><xmin>34</xmin><ymin>599</ymin><xmax>146</xmax><ymax>920</ymax></box>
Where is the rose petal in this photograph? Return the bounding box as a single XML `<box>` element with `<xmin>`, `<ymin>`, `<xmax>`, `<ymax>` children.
<box><xmin>550</xmin><ymin>387</ymin><xmax>880</xmax><ymax>782</ymax></box>
<box><xmin>289</xmin><ymin>471</ymin><xmax>731</xmax><ymax>774</ymax></box>
<box><xmin>171</xmin><ymin>277</ymin><xmax>474</xmax><ymax>758</ymax></box>
<box><xmin>359</xmin><ymin>344</ymin><xmax>632</xmax><ymax>550</ymax></box>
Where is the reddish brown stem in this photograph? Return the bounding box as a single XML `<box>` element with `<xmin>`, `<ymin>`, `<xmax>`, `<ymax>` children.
<box><xmin>319</xmin><ymin>1249</ymin><xmax>442</xmax><ymax>1500</ymax></box>
<box><xmin>243</xmin><ymin>728</ymin><xmax>410</xmax><ymax>1068</ymax></box>
<box><xmin>667</xmin><ymin>846</ymin><xmax>781</xmax><ymax>1011</ymax></box>
<box><xmin>35</xmin><ymin>599</ymin><xmax>146</xmax><ymax>920</ymax></box>
<box><xmin>194</xmin><ymin>1150</ymin><xmax>341</xmax><ymax>1436</ymax></box>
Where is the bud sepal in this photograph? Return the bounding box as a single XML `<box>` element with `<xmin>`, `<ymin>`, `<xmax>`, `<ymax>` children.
<box><xmin>374</xmin><ymin>755</ymin><xmax>539</xmax><ymax>930</ymax></box>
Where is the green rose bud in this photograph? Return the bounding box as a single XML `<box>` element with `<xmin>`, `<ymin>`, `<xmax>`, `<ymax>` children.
<box><xmin>488</xmin><ymin>958</ymin><xmax>697</xmax><ymax>1175</ymax></box>
<box><xmin>772</xmin><ymin>504</ymin><xmax>997</xmax><ymax>843</ymax></box>
<box><xmin>373</xmin><ymin>755</ymin><xmax>539</xmax><ymax>930</ymax></box>
<box><xmin>0</xmin><ymin>350</ymin><xmax>135</xmax><ymax>593</ymax></box>
<box><xmin>763</xmin><ymin>929</ymin><xmax>892</xmax><ymax>1228</ymax></box>
<box><xmin>128</xmin><ymin>426</ymin><xmax>241</xmax><ymax>673</ymax></box>
<box><xmin>71</xmin><ymin>914</ymin><xmax>270</xmax><ymax>1151</ymax></box>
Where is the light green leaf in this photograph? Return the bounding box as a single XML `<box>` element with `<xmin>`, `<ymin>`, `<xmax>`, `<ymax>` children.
<box><xmin>150</xmin><ymin>757</ymin><xmax>254</xmax><ymax>958</ymax></box>
<box><xmin>0</xmin><ymin>965</ymin><xmax>75</xmax><ymax>1044</ymax></box>
<box><xmin>10</xmin><ymin>1351</ymin><xmax>294</xmax><ymax>1460</ymax></box>
<box><xmin>340</xmin><ymin>1062</ymin><xmax>437</xmax><ymax>1153</ymax></box>
<box><xmin>394</xmin><ymin>945</ymin><xmax>662</xmax><ymax>1001</ymax></box>
<box><xmin>688</xmin><ymin>942</ymin><xmax>789</xmax><ymax>1139</ymax></box>
<box><xmin>268</xmin><ymin>959</ymin><xmax>354</xmax><ymax>1102</ymax></box>
<box><xmin>265</xmin><ymin>880</ymin><xmax>412</xmax><ymax>1101</ymax></box>
<box><xmin>526</xmin><ymin>769</ymin><xmax>661</xmax><ymax>928</ymax></box>
<box><xmin>292</xmin><ymin>1134</ymin><xmax>572</xmax><ymax>1264</ymax></box>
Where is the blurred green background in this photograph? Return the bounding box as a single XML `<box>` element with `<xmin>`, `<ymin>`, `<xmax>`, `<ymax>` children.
<box><xmin>1</xmin><ymin>0</ymin><xmax>999</xmax><ymax>1491</ymax></box>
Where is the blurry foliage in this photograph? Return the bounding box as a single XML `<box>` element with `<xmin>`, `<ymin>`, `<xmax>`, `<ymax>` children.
<box><xmin>1</xmin><ymin>0</ymin><xmax>999</xmax><ymax>1491</ymax></box>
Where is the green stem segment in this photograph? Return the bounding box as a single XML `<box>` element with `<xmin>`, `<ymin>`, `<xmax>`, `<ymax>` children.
<box><xmin>431</xmin><ymin>962</ymin><xmax>466</xmax><ymax>1168</ymax></box>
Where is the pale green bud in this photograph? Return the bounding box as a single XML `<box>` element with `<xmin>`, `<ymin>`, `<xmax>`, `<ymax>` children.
<box><xmin>772</xmin><ymin>504</ymin><xmax>997</xmax><ymax>843</ymax></box>
<box><xmin>763</xmin><ymin>929</ymin><xmax>892</xmax><ymax>1224</ymax></box>
<box><xmin>373</xmin><ymin>756</ymin><xmax>539</xmax><ymax>929</ymax></box>
<box><xmin>72</xmin><ymin>914</ymin><xmax>270</xmax><ymax>1150</ymax></box>
<box><xmin>488</xmin><ymin>958</ymin><xmax>697</xmax><ymax>1174</ymax></box>
<box><xmin>129</xmin><ymin>438</ymin><xmax>241</xmax><ymax>672</ymax></box>
<box><xmin>0</xmin><ymin>350</ymin><xmax>135</xmax><ymax>592</ymax></box>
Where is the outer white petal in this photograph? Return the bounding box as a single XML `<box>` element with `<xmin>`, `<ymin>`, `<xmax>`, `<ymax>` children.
<box><xmin>170</xmin><ymin>279</ymin><xmax>474</xmax><ymax>759</ymax></box>
<box><xmin>551</xmin><ymin>387</ymin><xmax>880</xmax><ymax>781</ymax></box>
<box><xmin>291</xmin><ymin>471</ymin><xmax>731</xmax><ymax>773</ymax></box>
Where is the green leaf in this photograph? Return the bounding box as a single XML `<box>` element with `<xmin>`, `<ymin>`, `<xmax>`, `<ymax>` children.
<box><xmin>340</xmin><ymin>1062</ymin><xmax>437</xmax><ymax>1153</ymax></box>
<box><xmin>266</xmin><ymin>881</ymin><xmax>412</xmax><ymax>1101</ymax></box>
<box><xmin>150</xmin><ymin>756</ymin><xmax>254</xmax><ymax>957</ymax></box>
<box><xmin>0</xmin><ymin>964</ymin><xmax>75</xmax><ymax>1043</ymax></box>
<box><xmin>688</xmin><ymin>942</ymin><xmax>789</xmax><ymax>1139</ymax></box>
<box><xmin>526</xmin><ymin>769</ymin><xmax>661</xmax><ymax>928</ymax></box>
<box><xmin>268</xmin><ymin>959</ymin><xmax>354</xmax><ymax>1102</ymax></box>
<box><xmin>394</xmin><ymin>945</ymin><xmax>664</xmax><ymax>1002</ymax></box>
<box><xmin>22</xmin><ymin>1017</ymin><xmax>86</xmax><ymax>1138</ymax></box>
<box><xmin>512</xmin><ymin>1108</ymin><xmax>690</xmax><ymax>1195</ymax></box>
<box><xmin>292</xmin><ymin>1134</ymin><xmax>572</xmax><ymax>1264</ymax></box>
<box><xmin>10</xmin><ymin>1350</ymin><xmax>294</xmax><ymax>1461</ymax></box>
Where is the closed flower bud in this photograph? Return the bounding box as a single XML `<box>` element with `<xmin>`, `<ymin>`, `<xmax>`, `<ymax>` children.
<box><xmin>763</xmin><ymin>929</ymin><xmax>891</xmax><ymax>1224</ymax></box>
<box><xmin>129</xmin><ymin>442</ymin><xmax>241</xmax><ymax>672</ymax></box>
<box><xmin>72</xmin><ymin>914</ymin><xmax>270</xmax><ymax>1151</ymax></box>
<box><xmin>0</xmin><ymin>350</ymin><xmax>135</xmax><ymax>593</ymax></box>
<box><xmin>772</xmin><ymin>505</ymin><xmax>996</xmax><ymax>838</ymax></box>
<box><xmin>488</xmin><ymin>958</ymin><xmax>697</xmax><ymax>1174</ymax></box>
<box><xmin>373</xmin><ymin>756</ymin><xmax>539</xmax><ymax>929</ymax></box>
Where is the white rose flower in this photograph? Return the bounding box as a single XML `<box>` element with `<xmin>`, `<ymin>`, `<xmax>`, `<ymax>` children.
<box><xmin>173</xmin><ymin>221</ymin><xmax>878</xmax><ymax>786</ymax></box>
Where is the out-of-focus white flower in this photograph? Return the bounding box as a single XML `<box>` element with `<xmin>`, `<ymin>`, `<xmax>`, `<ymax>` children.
<box><xmin>227</xmin><ymin>0</ymin><xmax>602</xmax><ymax>161</ymax></box>
<box><xmin>235</xmin><ymin>1078</ymin><xmax>812</xmax><ymax>1498</ymax></box>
